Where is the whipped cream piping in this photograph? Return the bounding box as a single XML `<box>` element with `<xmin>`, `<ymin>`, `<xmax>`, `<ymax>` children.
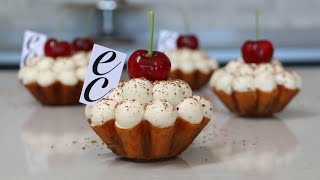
<box><xmin>192</xmin><ymin>95</ymin><xmax>214</xmax><ymax>119</ymax></box>
<box><xmin>18</xmin><ymin>51</ymin><xmax>91</xmax><ymax>87</ymax></box>
<box><xmin>153</xmin><ymin>80</ymin><xmax>185</xmax><ymax>106</ymax></box>
<box><xmin>85</xmin><ymin>105</ymin><xmax>93</xmax><ymax>119</ymax></box>
<box><xmin>232</xmin><ymin>75</ymin><xmax>255</xmax><ymax>92</ymax></box>
<box><xmin>210</xmin><ymin>58</ymin><xmax>302</xmax><ymax>93</ymax></box>
<box><xmin>37</xmin><ymin>70</ymin><xmax>56</xmax><ymax>87</ymax></box>
<box><xmin>122</xmin><ymin>78</ymin><xmax>153</xmax><ymax>104</ymax></box>
<box><xmin>19</xmin><ymin>67</ymin><xmax>38</xmax><ymax>84</ymax></box>
<box><xmin>91</xmin><ymin>99</ymin><xmax>118</xmax><ymax>126</ymax></box>
<box><xmin>108</xmin><ymin>87</ymin><xmax>123</xmax><ymax>103</ymax></box>
<box><xmin>144</xmin><ymin>100</ymin><xmax>177</xmax><ymax>128</ymax></box>
<box><xmin>276</xmin><ymin>71</ymin><xmax>302</xmax><ymax>89</ymax></box>
<box><xmin>36</xmin><ymin>57</ymin><xmax>54</xmax><ymax>71</ymax></box>
<box><xmin>173</xmin><ymin>79</ymin><xmax>192</xmax><ymax>98</ymax></box>
<box><xmin>254</xmin><ymin>72</ymin><xmax>277</xmax><ymax>91</ymax></box>
<box><xmin>214</xmin><ymin>73</ymin><xmax>234</xmax><ymax>94</ymax></box>
<box><xmin>86</xmin><ymin>78</ymin><xmax>214</xmax><ymax>129</ymax></box>
<box><xmin>76</xmin><ymin>67</ymin><xmax>87</xmax><ymax>81</ymax></box>
<box><xmin>115</xmin><ymin>100</ymin><xmax>145</xmax><ymax>129</ymax></box>
<box><xmin>176</xmin><ymin>97</ymin><xmax>204</xmax><ymax>124</ymax></box>
<box><xmin>165</xmin><ymin>48</ymin><xmax>219</xmax><ymax>73</ymax></box>
<box><xmin>57</xmin><ymin>71</ymin><xmax>78</xmax><ymax>86</ymax></box>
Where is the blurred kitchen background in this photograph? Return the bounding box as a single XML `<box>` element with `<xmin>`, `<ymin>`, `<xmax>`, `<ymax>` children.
<box><xmin>1</xmin><ymin>0</ymin><xmax>320</xmax><ymax>68</ymax></box>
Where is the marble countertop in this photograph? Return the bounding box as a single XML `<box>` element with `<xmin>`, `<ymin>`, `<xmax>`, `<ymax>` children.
<box><xmin>1</xmin><ymin>67</ymin><xmax>319</xmax><ymax>179</ymax></box>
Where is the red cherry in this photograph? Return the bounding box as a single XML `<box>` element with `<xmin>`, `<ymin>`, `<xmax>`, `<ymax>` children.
<box><xmin>44</xmin><ymin>38</ymin><xmax>72</xmax><ymax>58</ymax></box>
<box><xmin>127</xmin><ymin>50</ymin><xmax>171</xmax><ymax>81</ymax></box>
<box><xmin>241</xmin><ymin>40</ymin><xmax>274</xmax><ymax>64</ymax></box>
<box><xmin>176</xmin><ymin>34</ymin><xmax>199</xmax><ymax>49</ymax></box>
<box><xmin>72</xmin><ymin>37</ymin><xmax>94</xmax><ymax>52</ymax></box>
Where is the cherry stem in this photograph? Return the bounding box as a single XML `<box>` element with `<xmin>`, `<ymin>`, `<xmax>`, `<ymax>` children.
<box><xmin>147</xmin><ymin>10</ymin><xmax>154</xmax><ymax>57</ymax></box>
<box><xmin>58</xmin><ymin>22</ymin><xmax>64</xmax><ymax>41</ymax></box>
<box><xmin>83</xmin><ymin>8</ymin><xmax>95</xmax><ymax>37</ymax></box>
<box><xmin>178</xmin><ymin>7</ymin><xmax>189</xmax><ymax>34</ymax></box>
<box><xmin>255</xmin><ymin>8</ymin><xmax>259</xmax><ymax>40</ymax></box>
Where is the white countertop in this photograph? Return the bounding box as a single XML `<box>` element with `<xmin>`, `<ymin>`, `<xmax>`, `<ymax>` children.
<box><xmin>1</xmin><ymin>68</ymin><xmax>320</xmax><ymax>180</ymax></box>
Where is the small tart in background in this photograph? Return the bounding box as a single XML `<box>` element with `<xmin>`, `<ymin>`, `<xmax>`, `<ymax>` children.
<box><xmin>18</xmin><ymin>51</ymin><xmax>91</xmax><ymax>105</ymax></box>
<box><xmin>209</xmin><ymin>58</ymin><xmax>301</xmax><ymax>117</ymax></box>
<box><xmin>86</xmin><ymin>78</ymin><xmax>214</xmax><ymax>161</ymax></box>
<box><xmin>165</xmin><ymin>48</ymin><xmax>219</xmax><ymax>89</ymax></box>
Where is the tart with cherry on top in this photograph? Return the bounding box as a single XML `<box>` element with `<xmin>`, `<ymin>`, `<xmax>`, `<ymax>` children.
<box><xmin>18</xmin><ymin>37</ymin><xmax>93</xmax><ymax>105</ymax></box>
<box><xmin>164</xmin><ymin>8</ymin><xmax>218</xmax><ymax>89</ymax></box>
<box><xmin>166</xmin><ymin>33</ymin><xmax>218</xmax><ymax>89</ymax></box>
<box><xmin>86</xmin><ymin>11</ymin><xmax>215</xmax><ymax>161</ymax></box>
<box><xmin>209</xmin><ymin>10</ymin><xmax>301</xmax><ymax>117</ymax></box>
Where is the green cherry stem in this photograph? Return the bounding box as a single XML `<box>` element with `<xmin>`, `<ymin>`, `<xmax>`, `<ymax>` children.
<box><xmin>178</xmin><ymin>7</ymin><xmax>189</xmax><ymax>34</ymax></box>
<box><xmin>147</xmin><ymin>10</ymin><xmax>154</xmax><ymax>57</ymax></box>
<box><xmin>255</xmin><ymin>8</ymin><xmax>259</xmax><ymax>40</ymax></box>
<box><xmin>83</xmin><ymin>8</ymin><xmax>95</xmax><ymax>37</ymax></box>
<box><xmin>58</xmin><ymin>22</ymin><xmax>64</xmax><ymax>41</ymax></box>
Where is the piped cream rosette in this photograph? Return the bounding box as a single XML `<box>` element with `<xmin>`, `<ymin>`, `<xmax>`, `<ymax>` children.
<box><xmin>165</xmin><ymin>48</ymin><xmax>219</xmax><ymax>89</ymax></box>
<box><xmin>18</xmin><ymin>51</ymin><xmax>91</xmax><ymax>105</ymax></box>
<box><xmin>209</xmin><ymin>58</ymin><xmax>302</xmax><ymax>116</ymax></box>
<box><xmin>86</xmin><ymin>78</ymin><xmax>214</xmax><ymax>160</ymax></box>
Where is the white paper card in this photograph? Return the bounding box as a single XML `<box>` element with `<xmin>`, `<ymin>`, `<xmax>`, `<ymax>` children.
<box><xmin>157</xmin><ymin>29</ymin><xmax>179</xmax><ymax>52</ymax></box>
<box><xmin>20</xmin><ymin>30</ymin><xmax>47</xmax><ymax>67</ymax></box>
<box><xmin>79</xmin><ymin>44</ymin><xmax>127</xmax><ymax>105</ymax></box>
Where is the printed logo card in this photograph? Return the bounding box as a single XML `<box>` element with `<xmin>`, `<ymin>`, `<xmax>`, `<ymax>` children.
<box><xmin>20</xmin><ymin>30</ymin><xmax>47</xmax><ymax>67</ymax></box>
<box><xmin>157</xmin><ymin>29</ymin><xmax>179</xmax><ymax>52</ymax></box>
<box><xmin>80</xmin><ymin>44</ymin><xmax>127</xmax><ymax>105</ymax></box>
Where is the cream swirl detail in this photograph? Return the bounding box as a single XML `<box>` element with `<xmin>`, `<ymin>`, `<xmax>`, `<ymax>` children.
<box><xmin>173</xmin><ymin>79</ymin><xmax>192</xmax><ymax>98</ymax></box>
<box><xmin>91</xmin><ymin>99</ymin><xmax>118</xmax><ymax>126</ymax></box>
<box><xmin>122</xmin><ymin>78</ymin><xmax>153</xmax><ymax>104</ymax></box>
<box><xmin>210</xmin><ymin>58</ymin><xmax>302</xmax><ymax>94</ymax></box>
<box><xmin>192</xmin><ymin>95</ymin><xmax>214</xmax><ymax>118</ymax></box>
<box><xmin>115</xmin><ymin>100</ymin><xmax>145</xmax><ymax>129</ymax></box>
<box><xmin>153</xmin><ymin>80</ymin><xmax>185</xmax><ymax>106</ymax></box>
<box><xmin>144</xmin><ymin>100</ymin><xmax>177</xmax><ymax>128</ymax></box>
<box><xmin>37</xmin><ymin>71</ymin><xmax>56</xmax><ymax>87</ymax></box>
<box><xmin>165</xmin><ymin>48</ymin><xmax>219</xmax><ymax>73</ymax></box>
<box><xmin>18</xmin><ymin>51</ymin><xmax>91</xmax><ymax>87</ymax></box>
<box><xmin>85</xmin><ymin>78</ymin><xmax>214</xmax><ymax>129</ymax></box>
<box><xmin>176</xmin><ymin>97</ymin><xmax>203</xmax><ymax>124</ymax></box>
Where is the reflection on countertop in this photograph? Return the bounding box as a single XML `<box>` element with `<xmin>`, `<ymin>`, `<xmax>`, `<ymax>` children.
<box><xmin>1</xmin><ymin>67</ymin><xmax>320</xmax><ymax>179</ymax></box>
<box><xmin>19</xmin><ymin>101</ymin><xmax>299</xmax><ymax>176</ymax></box>
<box><xmin>19</xmin><ymin>106</ymin><xmax>300</xmax><ymax>179</ymax></box>
<box><xmin>202</xmin><ymin>117</ymin><xmax>297</xmax><ymax>171</ymax></box>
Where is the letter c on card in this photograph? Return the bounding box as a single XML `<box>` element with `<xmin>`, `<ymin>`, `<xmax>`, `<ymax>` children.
<box><xmin>84</xmin><ymin>77</ymin><xmax>109</xmax><ymax>102</ymax></box>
